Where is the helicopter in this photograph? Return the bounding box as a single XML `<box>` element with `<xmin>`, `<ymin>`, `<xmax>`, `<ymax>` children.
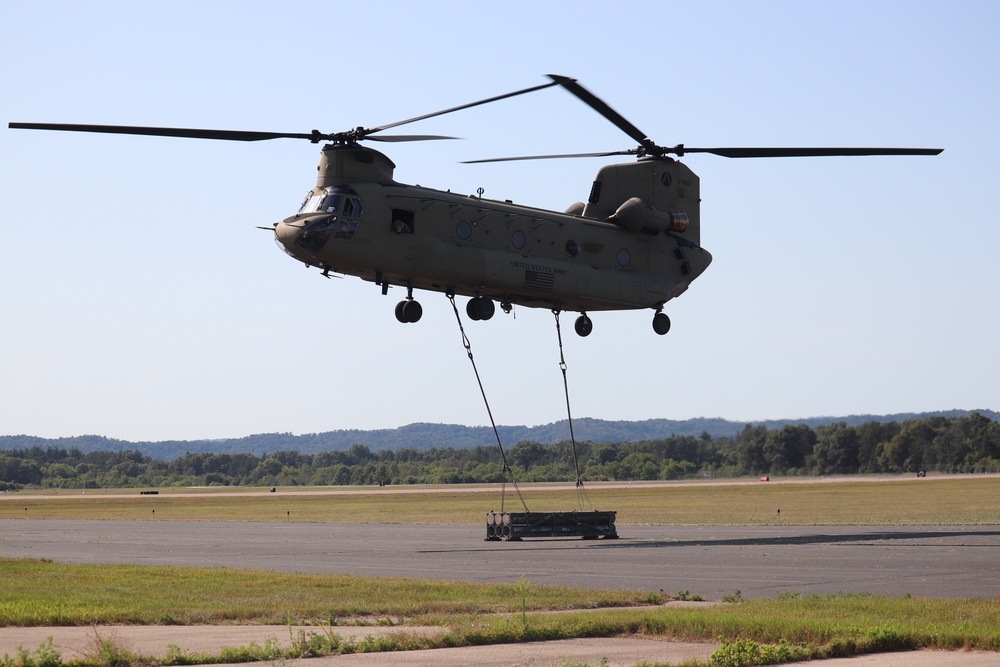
<box><xmin>10</xmin><ymin>75</ymin><xmax>941</xmax><ymax>337</ymax></box>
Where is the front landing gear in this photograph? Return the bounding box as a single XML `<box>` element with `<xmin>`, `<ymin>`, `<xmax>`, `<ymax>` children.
<box><xmin>466</xmin><ymin>296</ymin><xmax>495</xmax><ymax>321</ymax></box>
<box><xmin>395</xmin><ymin>287</ymin><xmax>422</xmax><ymax>323</ymax></box>
<box><xmin>395</xmin><ymin>299</ymin><xmax>422</xmax><ymax>323</ymax></box>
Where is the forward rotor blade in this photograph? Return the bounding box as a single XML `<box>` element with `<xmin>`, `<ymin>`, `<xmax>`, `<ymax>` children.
<box><xmin>547</xmin><ymin>74</ymin><xmax>651</xmax><ymax>148</ymax></box>
<box><xmin>11</xmin><ymin>79</ymin><xmax>560</xmax><ymax>145</ymax></box>
<box><xmin>8</xmin><ymin>122</ymin><xmax>315</xmax><ymax>142</ymax></box>
<box><xmin>679</xmin><ymin>146</ymin><xmax>944</xmax><ymax>158</ymax></box>
<box><xmin>370</xmin><ymin>80</ymin><xmax>560</xmax><ymax>134</ymax></box>
<box><xmin>367</xmin><ymin>134</ymin><xmax>460</xmax><ymax>142</ymax></box>
<box><xmin>463</xmin><ymin>149</ymin><xmax>637</xmax><ymax>164</ymax></box>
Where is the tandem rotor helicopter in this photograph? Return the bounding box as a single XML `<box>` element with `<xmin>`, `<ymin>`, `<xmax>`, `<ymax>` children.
<box><xmin>10</xmin><ymin>75</ymin><xmax>941</xmax><ymax>337</ymax></box>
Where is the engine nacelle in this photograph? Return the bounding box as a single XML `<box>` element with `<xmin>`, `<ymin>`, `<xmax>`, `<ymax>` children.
<box><xmin>610</xmin><ymin>197</ymin><xmax>689</xmax><ymax>235</ymax></box>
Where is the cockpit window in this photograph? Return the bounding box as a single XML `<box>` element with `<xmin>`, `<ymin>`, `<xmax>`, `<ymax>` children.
<box><xmin>298</xmin><ymin>192</ymin><xmax>325</xmax><ymax>213</ymax></box>
<box><xmin>300</xmin><ymin>187</ymin><xmax>363</xmax><ymax>216</ymax></box>
<box><xmin>319</xmin><ymin>193</ymin><xmax>343</xmax><ymax>214</ymax></box>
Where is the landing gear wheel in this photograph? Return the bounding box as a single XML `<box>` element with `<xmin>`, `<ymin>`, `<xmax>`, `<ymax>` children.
<box><xmin>652</xmin><ymin>312</ymin><xmax>671</xmax><ymax>335</ymax></box>
<box><xmin>466</xmin><ymin>298</ymin><xmax>481</xmax><ymax>321</ymax></box>
<box><xmin>403</xmin><ymin>299</ymin><xmax>422</xmax><ymax>323</ymax></box>
<box><xmin>395</xmin><ymin>299</ymin><xmax>422</xmax><ymax>323</ymax></box>
<box><xmin>466</xmin><ymin>296</ymin><xmax>495</xmax><ymax>321</ymax></box>
<box><xmin>477</xmin><ymin>297</ymin><xmax>495</xmax><ymax>320</ymax></box>
<box><xmin>574</xmin><ymin>314</ymin><xmax>593</xmax><ymax>337</ymax></box>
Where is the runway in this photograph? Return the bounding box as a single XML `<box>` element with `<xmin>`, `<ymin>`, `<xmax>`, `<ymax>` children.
<box><xmin>3</xmin><ymin>520</ymin><xmax>998</xmax><ymax>599</ymax></box>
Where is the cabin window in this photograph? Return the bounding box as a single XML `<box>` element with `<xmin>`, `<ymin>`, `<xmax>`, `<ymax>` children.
<box><xmin>456</xmin><ymin>220</ymin><xmax>472</xmax><ymax>240</ymax></box>
<box><xmin>511</xmin><ymin>230</ymin><xmax>526</xmax><ymax>249</ymax></box>
<box><xmin>392</xmin><ymin>209</ymin><xmax>415</xmax><ymax>235</ymax></box>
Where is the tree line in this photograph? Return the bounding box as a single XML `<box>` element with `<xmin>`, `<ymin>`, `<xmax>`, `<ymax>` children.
<box><xmin>1</xmin><ymin>413</ymin><xmax>998</xmax><ymax>491</ymax></box>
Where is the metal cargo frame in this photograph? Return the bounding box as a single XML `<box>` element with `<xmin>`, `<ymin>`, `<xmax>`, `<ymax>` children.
<box><xmin>485</xmin><ymin>510</ymin><xmax>617</xmax><ymax>541</ymax></box>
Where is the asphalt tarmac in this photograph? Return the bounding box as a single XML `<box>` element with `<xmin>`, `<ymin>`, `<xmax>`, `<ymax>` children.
<box><xmin>2</xmin><ymin>519</ymin><xmax>999</xmax><ymax>599</ymax></box>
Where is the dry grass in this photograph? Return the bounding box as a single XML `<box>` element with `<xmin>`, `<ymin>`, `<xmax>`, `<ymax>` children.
<box><xmin>2</xmin><ymin>475</ymin><xmax>999</xmax><ymax>525</ymax></box>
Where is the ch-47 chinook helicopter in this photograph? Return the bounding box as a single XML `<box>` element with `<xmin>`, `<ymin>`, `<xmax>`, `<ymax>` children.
<box><xmin>10</xmin><ymin>75</ymin><xmax>941</xmax><ymax>337</ymax></box>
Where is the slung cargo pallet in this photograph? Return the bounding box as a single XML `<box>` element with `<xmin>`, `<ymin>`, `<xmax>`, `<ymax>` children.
<box><xmin>485</xmin><ymin>510</ymin><xmax>618</xmax><ymax>541</ymax></box>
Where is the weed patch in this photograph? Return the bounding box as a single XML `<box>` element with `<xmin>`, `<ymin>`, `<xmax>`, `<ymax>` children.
<box><xmin>1</xmin><ymin>638</ymin><xmax>60</xmax><ymax>667</ymax></box>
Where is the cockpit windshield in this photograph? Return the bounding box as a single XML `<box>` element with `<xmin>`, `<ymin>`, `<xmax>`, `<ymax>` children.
<box><xmin>298</xmin><ymin>192</ymin><xmax>324</xmax><ymax>213</ymax></box>
<box><xmin>318</xmin><ymin>193</ymin><xmax>343</xmax><ymax>214</ymax></box>
<box><xmin>297</xmin><ymin>187</ymin><xmax>362</xmax><ymax>216</ymax></box>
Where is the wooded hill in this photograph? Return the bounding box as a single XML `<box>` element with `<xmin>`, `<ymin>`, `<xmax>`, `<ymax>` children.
<box><xmin>1</xmin><ymin>411</ymin><xmax>998</xmax><ymax>490</ymax></box>
<box><xmin>2</xmin><ymin>410</ymin><xmax>996</xmax><ymax>460</ymax></box>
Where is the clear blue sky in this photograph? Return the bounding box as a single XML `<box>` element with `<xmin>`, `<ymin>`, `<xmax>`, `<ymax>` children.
<box><xmin>2</xmin><ymin>1</ymin><xmax>997</xmax><ymax>441</ymax></box>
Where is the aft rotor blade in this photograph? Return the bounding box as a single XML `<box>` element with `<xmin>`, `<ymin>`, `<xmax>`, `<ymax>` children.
<box><xmin>679</xmin><ymin>146</ymin><xmax>944</xmax><ymax>158</ymax></box>
<box><xmin>464</xmin><ymin>149</ymin><xmax>637</xmax><ymax>164</ymax></box>
<box><xmin>8</xmin><ymin>122</ymin><xmax>315</xmax><ymax>142</ymax></box>
<box><xmin>547</xmin><ymin>74</ymin><xmax>651</xmax><ymax>148</ymax></box>
<box><xmin>370</xmin><ymin>80</ymin><xmax>560</xmax><ymax>134</ymax></box>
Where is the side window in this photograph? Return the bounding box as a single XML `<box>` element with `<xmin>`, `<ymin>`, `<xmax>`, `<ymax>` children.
<box><xmin>391</xmin><ymin>209</ymin><xmax>415</xmax><ymax>235</ymax></box>
<box><xmin>343</xmin><ymin>197</ymin><xmax>361</xmax><ymax>218</ymax></box>
<box><xmin>333</xmin><ymin>196</ymin><xmax>363</xmax><ymax>240</ymax></box>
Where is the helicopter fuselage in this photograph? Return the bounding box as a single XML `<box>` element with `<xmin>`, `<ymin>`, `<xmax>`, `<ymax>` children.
<box><xmin>273</xmin><ymin>144</ymin><xmax>713</xmax><ymax>319</ymax></box>
<box><xmin>9</xmin><ymin>74</ymin><xmax>941</xmax><ymax>336</ymax></box>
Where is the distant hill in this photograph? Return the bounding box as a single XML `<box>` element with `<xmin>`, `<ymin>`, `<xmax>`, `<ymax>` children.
<box><xmin>2</xmin><ymin>409</ymin><xmax>996</xmax><ymax>461</ymax></box>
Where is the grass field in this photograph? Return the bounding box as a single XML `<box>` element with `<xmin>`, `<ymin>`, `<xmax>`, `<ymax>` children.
<box><xmin>0</xmin><ymin>558</ymin><xmax>657</xmax><ymax>626</ymax></box>
<box><xmin>3</xmin><ymin>475</ymin><xmax>999</xmax><ymax>525</ymax></box>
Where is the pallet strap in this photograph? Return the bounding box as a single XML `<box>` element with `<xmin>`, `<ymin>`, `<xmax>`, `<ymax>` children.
<box><xmin>448</xmin><ymin>294</ymin><xmax>528</xmax><ymax>512</ymax></box>
<box><xmin>552</xmin><ymin>310</ymin><xmax>595</xmax><ymax>511</ymax></box>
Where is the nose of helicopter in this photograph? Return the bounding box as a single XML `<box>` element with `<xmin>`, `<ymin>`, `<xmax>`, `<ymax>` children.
<box><xmin>269</xmin><ymin>218</ymin><xmax>308</xmax><ymax>261</ymax></box>
<box><xmin>273</xmin><ymin>219</ymin><xmax>300</xmax><ymax>245</ymax></box>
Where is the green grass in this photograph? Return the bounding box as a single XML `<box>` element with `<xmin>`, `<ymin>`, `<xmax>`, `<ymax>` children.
<box><xmin>0</xmin><ymin>558</ymin><xmax>657</xmax><ymax>626</ymax></box>
<box><xmin>441</xmin><ymin>594</ymin><xmax>1000</xmax><ymax>654</ymax></box>
<box><xmin>3</xmin><ymin>476</ymin><xmax>999</xmax><ymax>525</ymax></box>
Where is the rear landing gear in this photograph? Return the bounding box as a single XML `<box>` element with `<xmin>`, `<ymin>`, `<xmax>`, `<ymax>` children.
<box><xmin>652</xmin><ymin>311</ymin><xmax>671</xmax><ymax>335</ymax></box>
<box><xmin>574</xmin><ymin>313</ymin><xmax>593</xmax><ymax>337</ymax></box>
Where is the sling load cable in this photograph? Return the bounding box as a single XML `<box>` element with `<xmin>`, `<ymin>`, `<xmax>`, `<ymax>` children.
<box><xmin>447</xmin><ymin>293</ymin><xmax>528</xmax><ymax>513</ymax></box>
<box><xmin>552</xmin><ymin>310</ymin><xmax>596</xmax><ymax>511</ymax></box>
